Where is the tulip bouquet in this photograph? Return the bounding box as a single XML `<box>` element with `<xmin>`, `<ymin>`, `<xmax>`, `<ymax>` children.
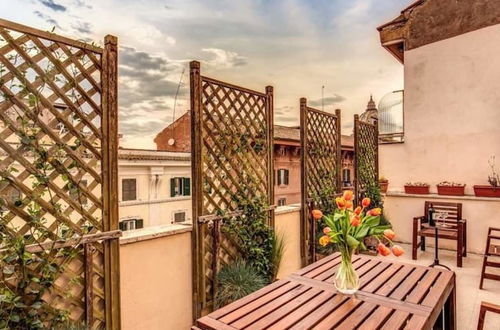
<box><xmin>312</xmin><ymin>190</ymin><xmax>403</xmax><ymax>294</ymax></box>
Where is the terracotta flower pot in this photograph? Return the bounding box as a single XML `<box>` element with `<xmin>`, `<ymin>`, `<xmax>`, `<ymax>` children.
<box><xmin>404</xmin><ymin>185</ymin><xmax>430</xmax><ymax>194</ymax></box>
<box><xmin>436</xmin><ymin>185</ymin><xmax>465</xmax><ymax>196</ymax></box>
<box><xmin>473</xmin><ymin>185</ymin><xmax>500</xmax><ymax>198</ymax></box>
<box><xmin>379</xmin><ymin>181</ymin><xmax>389</xmax><ymax>193</ymax></box>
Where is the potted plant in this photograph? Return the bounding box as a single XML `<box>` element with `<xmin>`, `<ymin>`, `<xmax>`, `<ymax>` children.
<box><xmin>312</xmin><ymin>190</ymin><xmax>402</xmax><ymax>294</ymax></box>
<box><xmin>474</xmin><ymin>156</ymin><xmax>500</xmax><ymax>197</ymax></box>
<box><xmin>404</xmin><ymin>182</ymin><xmax>430</xmax><ymax>194</ymax></box>
<box><xmin>437</xmin><ymin>181</ymin><xmax>466</xmax><ymax>196</ymax></box>
<box><xmin>379</xmin><ymin>176</ymin><xmax>389</xmax><ymax>193</ymax></box>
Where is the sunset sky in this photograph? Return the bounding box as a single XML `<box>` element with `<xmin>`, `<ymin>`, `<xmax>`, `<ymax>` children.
<box><xmin>2</xmin><ymin>0</ymin><xmax>410</xmax><ymax>149</ymax></box>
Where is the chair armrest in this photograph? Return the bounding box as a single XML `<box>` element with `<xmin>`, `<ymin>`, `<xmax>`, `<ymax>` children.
<box><xmin>413</xmin><ymin>216</ymin><xmax>425</xmax><ymax>221</ymax></box>
<box><xmin>481</xmin><ymin>301</ymin><xmax>500</xmax><ymax>314</ymax></box>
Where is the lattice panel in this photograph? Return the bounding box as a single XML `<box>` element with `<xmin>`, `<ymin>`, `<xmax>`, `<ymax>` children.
<box><xmin>300</xmin><ymin>101</ymin><xmax>341</xmax><ymax>266</ymax></box>
<box><xmin>191</xmin><ymin>62</ymin><xmax>273</xmax><ymax>316</ymax></box>
<box><xmin>0</xmin><ymin>20</ymin><xmax>116</xmax><ymax>329</ymax></box>
<box><xmin>354</xmin><ymin>116</ymin><xmax>379</xmax><ymax>203</ymax></box>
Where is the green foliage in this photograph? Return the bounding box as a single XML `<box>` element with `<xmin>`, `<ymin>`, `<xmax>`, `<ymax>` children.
<box><xmin>214</xmin><ymin>260</ymin><xmax>266</xmax><ymax>308</ymax></box>
<box><xmin>270</xmin><ymin>232</ymin><xmax>286</xmax><ymax>282</ymax></box>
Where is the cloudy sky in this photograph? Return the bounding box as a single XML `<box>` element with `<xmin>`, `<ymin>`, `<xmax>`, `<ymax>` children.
<box><xmin>1</xmin><ymin>0</ymin><xmax>409</xmax><ymax>149</ymax></box>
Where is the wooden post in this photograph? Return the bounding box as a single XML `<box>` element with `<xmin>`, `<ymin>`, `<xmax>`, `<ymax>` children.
<box><xmin>353</xmin><ymin>114</ymin><xmax>359</xmax><ymax>205</ymax></box>
<box><xmin>374</xmin><ymin>118</ymin><xmax>379</xmax><ymax>182</ymax></box>
<box><xmin>84</xmin><ymin>244</ymin><xmax>95</xmax><ymax>327</ymax></box>
<box><xmin>102</xmin><ymin>34</ymin><xmax>120</xmax><ymax>330</ymax></box>
<box><xmin>265</xmin><ymin>86</ymin><xmax>275</xmax><ymax>228</ymax></box>
<box><xmin>335</xmin><ymin>109</ymin><xmax>342</xmax><ymax>194</ymax></box>
<box><xmin>299</xmin><ymin>97</ymin><xmax>308</xmax><ymax>266</ymax></box>
<box><xmin>190</xmin><ymin>60</ymin><xmax>203</xmax><ymax>320</ymax></box>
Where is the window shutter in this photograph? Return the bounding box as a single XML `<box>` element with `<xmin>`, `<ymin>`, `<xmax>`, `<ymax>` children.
<box><xmin>170</xmin><ymin>178</ymin><xmax>175</xmax><ymax>197</ymax></box>
<box><xmin>285</xmin><ymin>170</ymin><xmax>289</xmax><ymax>185</ymax></box>
<box><xmin>183</xmin><ymin>178</ymin><xmax>191</xmax><ymax>196</ymax></box>
<box><xmin>136</xmin><ymin>219</ymin><xmax>144</xmax><ymax>229</ymax></box>
<box><xmin>119</xmin><ymin>221</ymin><xmax>125</xmax><ymax>231</ymax></box>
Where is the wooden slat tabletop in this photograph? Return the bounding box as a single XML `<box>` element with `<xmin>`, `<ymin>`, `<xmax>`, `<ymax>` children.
<box><xmin>194</xmin><ymin>253</ymin><xmax>456</xmax><ymax>330</ymax></box>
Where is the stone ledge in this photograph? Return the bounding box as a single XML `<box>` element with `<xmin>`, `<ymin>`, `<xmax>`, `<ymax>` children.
<box><xmin>386</xmin><ymin>191</ymin><xmax>500</xmax><ymax>202</ymax></box>
<box><xmin>119</xmin><ymin>196</ymin><xmax>191</xmax><ymax>207</ymax></box>
<box><xmin>120</xmin><ymin>224</ymin><xmax>192</xmax><ymax>245</ymax></box>
<box><xmin>275</xmin><ymin>203</ymin><xmax>301</xmax><ymax>215</ymax></box>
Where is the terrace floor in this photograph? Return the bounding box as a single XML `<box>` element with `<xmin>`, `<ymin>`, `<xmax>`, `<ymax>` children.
<box><xmin>385</xmin><ymin>243</ymin><xmax>500</xmax><ymax>330</ymax></box>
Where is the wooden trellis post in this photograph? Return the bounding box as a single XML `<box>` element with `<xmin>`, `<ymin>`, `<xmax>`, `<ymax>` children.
<box><xmin>354</xmin><ymin>114</ymin><xmax>379</xmax><ymax>205</ymax></box>
<box><xmin>300</xmin><ymin>98</ymin><xmax>342</xmax><ymax>265</ymax></box>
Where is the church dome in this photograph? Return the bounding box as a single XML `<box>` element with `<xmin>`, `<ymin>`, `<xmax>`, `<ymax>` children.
<box><xmin>359</xmin><ymin>95</ymin><xmax>378</xmax><ymax>124</ymax></box>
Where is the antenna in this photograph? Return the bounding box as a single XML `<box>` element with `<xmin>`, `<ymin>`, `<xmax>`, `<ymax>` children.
<box><xmin>322</xmin><ymin>85</ymin><xmax>325</xmax><ymax>111</ymax></box>
<box><xmin>172</xmin><ymin>67</ymin><xmax>185</xmax><ymax>124</ymax></box>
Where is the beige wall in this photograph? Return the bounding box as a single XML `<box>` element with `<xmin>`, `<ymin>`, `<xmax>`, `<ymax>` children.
<box><xmin>380</xmin><ymin>24</ymin><xmax>500</xmax><ymax>192</ymax></box>
<box><xmin>380</xmin><ymin>24</ymin><xmax>500</xmax><ymax>253</ymax></box>
<box><xmin>119</xmin><ymin>208</ymin><xmax>302</xmax><ymax>330</ymax></box>
<box><xmin>120</xmin><ymin>227</ymin><xmax>193</xmax><ymax>330</ymax></box>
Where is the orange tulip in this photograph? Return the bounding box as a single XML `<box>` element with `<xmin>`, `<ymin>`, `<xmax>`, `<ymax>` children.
<box><xmin>350</xmin><ymin>216</ymin><xmax>361</xmax><ymax>227</ymax></box>
<box><xmin>311</xmin><ymin>209</ymin><xmax>323</xmax><ymax>220</ymax></box>
<box><xmin>335</xmin><ymin>197</ymin><xmax>346</xmax><ymax>209</ymax></box>
<box><xmin>367</xmin><ymin>208</ymin><xmax>382</xmax><ymax>216</ymax></box>
<box><xmin>345</xmin><ymin>200</ymin><xmax>353</xmax><ymax>210</ymax></box>
<box><xmin>362</xmin><ymin>197</ymin><xmax>371</xmax><ymax>208</ymax></box>
<box><xmin>383</xmin><ymin>229</ymin><xmax>396</xmax><ymax>241</ymax></box>
<box><xmin>392</xmin><ymin>245</ymin><xmax>404</xmax><ymax>257</ymax></box>
<box><xmin>323</xmin><ymin>227</ymin><xmax>332</xmax><ymax>235</ymax></box>
<box><xmin>377</xmin><ymin>243</ymin><xmax>391</xmax><ymax>256</ymax></box>
<box><xmin>319</xmin><ymin>235</ymin><xmax>330</xmax><ymax>247</ymax></box>
<box><xmin>343</xmin><ymin>190</ymin><xmax>354</xmax><ymax>201</ymax></box>
<box><xmin>354</xmin><ymin>206</ymin><xmax>362</xmax><ymax>215</ymax></box>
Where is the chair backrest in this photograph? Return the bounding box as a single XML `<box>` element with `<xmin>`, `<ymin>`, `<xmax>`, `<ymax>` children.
<box><xmin>424</xmin><ymin>201</ymin><xmax>462</xmax><ymax>225</ymax></box>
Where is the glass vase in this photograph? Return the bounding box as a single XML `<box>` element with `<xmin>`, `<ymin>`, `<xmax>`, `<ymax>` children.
<box><xmin>334</xmin><ymin>250</ymin><xmax>359</xmax><ymax>294</ymax></box>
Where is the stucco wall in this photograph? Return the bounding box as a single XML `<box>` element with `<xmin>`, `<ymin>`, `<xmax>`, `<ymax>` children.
<box><xmin>380</xmin><ymin>24</ymin><xmax>500</xmax><ymax>253</ymax></box>
<box><xmin>120</xmin><ymin>208</ymin><xmax>302</xmax><ymax>330</ymax></box>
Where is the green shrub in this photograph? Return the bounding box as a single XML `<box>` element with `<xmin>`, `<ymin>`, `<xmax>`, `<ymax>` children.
<box><xmin>270</xmin><ymin>232</ymin><xmax>286</xmax><ymax>281</ymax></box>
<box><xmin>215</xmin><ymin>261</ymin><xmax>266</xmax><ymax>308</ymax></box>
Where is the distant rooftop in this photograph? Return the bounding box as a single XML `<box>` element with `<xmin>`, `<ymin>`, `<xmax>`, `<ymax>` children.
<box><xmin>118</xmin><ymin>148</ymin><xmax>190</xmax><ymax>161</ymax></box>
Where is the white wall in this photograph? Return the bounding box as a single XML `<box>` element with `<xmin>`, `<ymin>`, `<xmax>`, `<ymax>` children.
<box><xmin>381</xmin><ymin>23</ymin><xmax>500</xmax><ymax>193</ymax></box>
<box><xmin>380</xmin><ymin>24</ymin><xmax>500</xmax><ymax>254</ymax></box>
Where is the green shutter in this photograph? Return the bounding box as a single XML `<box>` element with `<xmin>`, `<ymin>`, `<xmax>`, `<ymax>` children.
<box><xmin>119</xmin><ymin>221</ymin><xmax>125</xmax><ymax>231</ymax></box>
<box><xmin>136</xmin><ymin>219</ymin><xmax>144</xmax><ymax>229</ymax></box>
<box><xmin>183</xmin><ymin>178</ymin><xmax>191</xmax><ymax>196</ymax></box>
<box><xmin>285</xmin><ymin>170</ymin><xmax>289</xmax><ymax>185</ymax></box>
<box><xmin>170</xmin><ymin>178</ymin><xmax>176</xmax><ymax>197</ymax></box>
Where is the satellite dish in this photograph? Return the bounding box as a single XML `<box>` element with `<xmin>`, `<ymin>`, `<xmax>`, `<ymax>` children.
<box><xmin>168</xmin><ymin>138</ymin><xmax>175</xmax><ymax>146</ymax></box>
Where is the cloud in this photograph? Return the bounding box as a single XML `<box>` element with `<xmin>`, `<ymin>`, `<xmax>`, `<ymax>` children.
<box><xmin>38</xmin><ymin>0</ymin><xmax>66</xmax><ymax>12</ymax></box>
<box><xmin>308</xmin><ymin>95</ymin><xmax>346</xmax><ymax>108</ymax></box>
<box><xmin>71</xmin><ymin>21</ymin><xmax>92</xmax><ymax>34</ymax></box>
<box><xmin>73</xmin><ymin>0</ymin><xmax>92</xmax><ymax>9</ymax></box>
<box><xmin>275</xmin><ymin>105</ymin><xmax>299</xmax><ymax>126</ymax></box>
<box><xmin>33</xmin><ymin>10</ymin><xmax>60</xmax><ymax>28</ymax></box>
<box><xmin>117</xmin><ymin>46</ymin><xmax>186</xmax><ymax>139</ymax></box>
<box><xmin>201</xmin><ymin>48</ymin><xmax>247</xmax><ymax>68</ymax></box>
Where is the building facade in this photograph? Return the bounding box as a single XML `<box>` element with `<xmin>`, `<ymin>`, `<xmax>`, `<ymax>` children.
<box><xmin>377</xmin><ymin>0</ymin><xmax>500</xmax><ymax>253</ymax></box>
<box><xmin>118</xmin><ymin>149</ymin><xmax>192</xmax><ymax>230</ymax></box>
<box><xmin>154</xmin><ymin>112</ymin><xmax>355</xmax><ymax>206</ymax></box>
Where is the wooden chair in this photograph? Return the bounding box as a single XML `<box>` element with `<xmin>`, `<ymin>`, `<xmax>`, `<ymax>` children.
<box><xmin>477</xmin><ymin>301</ymin><xmax>500</xmax><ymax>330</ymax></box>
<box><xmin>479</xmin><ymin>227</ymin><xmax>500</xmax><ymax>289</ymax></box>
<box><xmin>412</xmin><ymin>201</ymin><xmax>467</xmax><ymax>267</ymax></box>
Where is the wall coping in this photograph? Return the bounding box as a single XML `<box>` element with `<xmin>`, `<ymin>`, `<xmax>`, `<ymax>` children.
<box><xmin>275</xmin><ymin>203</ymin><xmax>301</xmax><ymax>215</ymax></box>
<box><xmin>119</xmin><ymin>204</ymin><xmax>302</xmax><ymax>245</ymax></box>
<box><xmin>120</xmin><ymin>224</ymin><xmax>192</xmax><ymax>245</ymax></box>
<box><xmin>120</xmin><ymin>196</ymin><xmax>191</xmax><ymax>207</ymax></box>
<box><xmin>386</xmin><ymin>191</ymin><xmax>500</xmax><ymax>202</ymax></box>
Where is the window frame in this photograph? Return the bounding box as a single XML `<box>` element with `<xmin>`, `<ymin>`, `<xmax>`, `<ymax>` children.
<box><xmin>121</xmin><ymin>178</ymin><xmax>137</xmax><ymax>202</ymax></box>
<box><xmin>277</xmin><ymin>169</ymin><xmax>289</xmax><ymax>186</ymax></box>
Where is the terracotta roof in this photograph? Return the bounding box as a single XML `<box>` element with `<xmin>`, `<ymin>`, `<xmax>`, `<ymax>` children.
<box><xmin>118</xmin><ymin>148</ymin><xmax>191</xmax><ymax>161</ymax></box>
<box><xmin>274</xmin><ymin>125</ymin><xmax>300</xmax><ymax>141</ymax></box>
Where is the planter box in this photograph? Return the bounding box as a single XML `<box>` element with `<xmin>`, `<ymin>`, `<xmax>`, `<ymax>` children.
<box><xmin>379</xmin><ymin>181</ymin><xmax>389</xmax><ymax>193</ymax></box>
<box><xmin>473</xmin><ymin>185</ymin><xmax>500</xmax><ymax>198</ymax></box>
<box><xmin>437</xmin><ymin>185</ymin><xmax>465</xmax><ymax>196</ymax></box>
<box><xmin>404</xmin><ymin>185</ymin><xmax>430</xmax><ymax>194</ymax></box>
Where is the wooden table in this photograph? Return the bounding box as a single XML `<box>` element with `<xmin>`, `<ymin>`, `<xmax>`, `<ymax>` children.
<box><xmin>193</xmin><ymin>253</ymin><xmax>456</xmax><ymax>329</ymax></box>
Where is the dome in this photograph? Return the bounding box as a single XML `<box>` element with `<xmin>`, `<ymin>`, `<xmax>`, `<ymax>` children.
<box><xmin>378</xmin><ymin>90</ymin><xmax>404</xmax><ymax>143</ymax></box>
<box><xmin>359</xmin><ymin>95</ymin><xmax>378</xmax><ymax>125</ymax></box>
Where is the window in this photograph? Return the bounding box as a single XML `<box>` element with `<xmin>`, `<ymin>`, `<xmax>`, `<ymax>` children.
<box><xmin>122</xmin><ymin>178</ymin><xmax>137</xmax><ymax>201</ymax></box>
<box><xmin>342</xmin><ymin>169</ymin><xmax>351</xmax><ymax>186</ymax></box>
<box><xmin>119</xmin><ymin>218</ymin><xmax>143</xmax><ymax>231</ymax></box>
<box><xmin>278</xmin><ymin>198</ymin><xmax>286</xmax><ymax>206</ymax></box>
<box><xmin>277</xmin><ymin>169</ymin><xmax>289</xmax><ymax>186</ymax></box>
<box><xmin>173</xmin><ymin>211</ymin><xmax>186</xmax><ymax>223</ymax></box>
<box><xmin>170</xmin><ymin>177</ymin><xmax>190</xmax><ymax>197</ymax></box>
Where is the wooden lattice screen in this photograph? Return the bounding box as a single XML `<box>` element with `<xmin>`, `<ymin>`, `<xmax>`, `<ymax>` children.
<box><xmin>300</xmin><ymin>98</ymin><xmax>341</xmax><ymax>266</ymax></box>
<box><xmin>0</xmin><ymin>19</ymin><xmax>120</xmax><ymax>329</ymax></box>
<box><xmin>354</xmin><ymin>114</ymin><xmax>379</xmax><ymax>204</ymax></box>
<box><xmin>190</xmin><ymin>61</ymin><xmax>274</xmax><ymax>318</ymax></box>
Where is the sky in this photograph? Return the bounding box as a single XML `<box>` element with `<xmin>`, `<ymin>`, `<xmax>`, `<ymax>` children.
<box><xmin>1</xmin><ymin>0</ymin><xmax>410</xmax><ymax>149</ymax></box>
